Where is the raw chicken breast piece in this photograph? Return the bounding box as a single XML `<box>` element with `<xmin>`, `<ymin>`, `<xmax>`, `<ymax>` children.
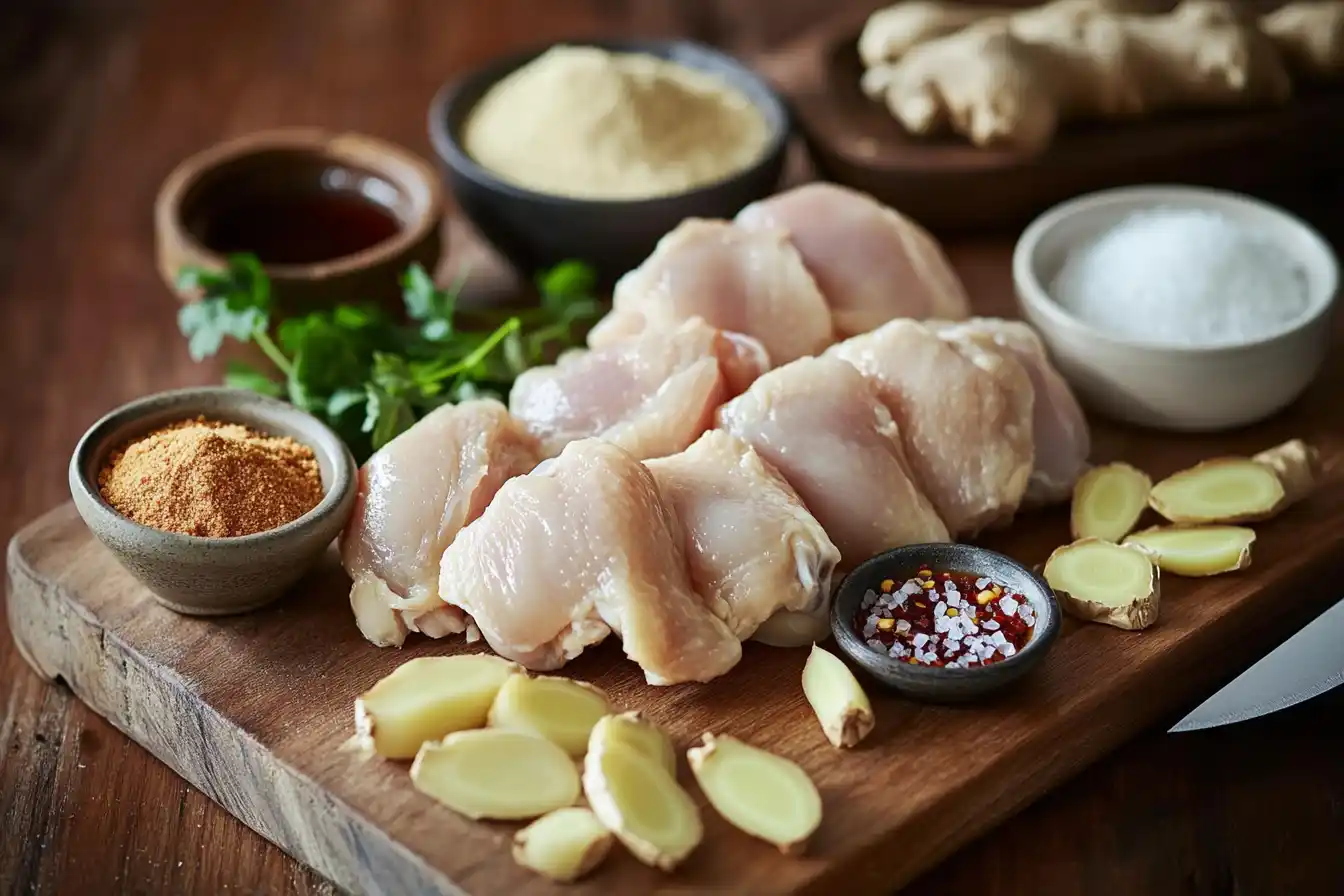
<box><xmin>717</xmin><ymin>356</ymin><xmax>949</xmax><ymax>568</ymax></box>
<box><xmin>927</xmin><ymin>318</ymin><xmax>1090</xmax><ymax>505</ymax></box>
<box><xmin>509</xmin><ymin>317</ymin><xmax>769</xmax><ymax>460</ymax></box>
<box><xmin>340</xmin><ymin>400</ymin><xmax>542</xmax><ymax>647</ymax></box>
<box><xmin>645</xmin><ymin>429</ymin><xmax>841</xmax><ymax>647</ymax></box>
<box><xmin>438</xmin><ymin>439</ymin><xmax>742</xmax><ymax>684</ymax></box>
<box><xmin>827</xmin><ymin>320</ymin><xmax>1034</xmax><ymax>537</ymax></box>
<box><xmin>736</xmin><ymin>182</ymin><xmax>971</xmax><ymax>337</ymax></box>
<box><xmin>589</xmin><ymin>218</ymin><xmax>834</xmax><ymax>364</ymax></box>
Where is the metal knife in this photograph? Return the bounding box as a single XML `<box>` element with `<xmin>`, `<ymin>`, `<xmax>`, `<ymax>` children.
<box><xmin>1170</xmin><ymin>596</ymin><xmax>1344</xmax><ymax>732</ymax></box>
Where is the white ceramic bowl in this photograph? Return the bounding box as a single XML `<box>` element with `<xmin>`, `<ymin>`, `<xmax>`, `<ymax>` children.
<box><xmin>1013</xmin><ymin>185</ymin><xmax>1338</xmax><ymax>432</ymax></box>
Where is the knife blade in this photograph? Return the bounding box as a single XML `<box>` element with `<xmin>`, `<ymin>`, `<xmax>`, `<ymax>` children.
<box><xmin>1170</xmin><ymin>596</ymin><xmax>1344</xmax><ymax>733</ymax></box>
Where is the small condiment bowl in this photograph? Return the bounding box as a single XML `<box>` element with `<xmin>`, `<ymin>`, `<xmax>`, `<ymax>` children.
<box><xmin>156</xmin><ymin>127</ymin><xmax>444</xmax><ymax>314</ymax></box>
<box><xmin>830</xmin><ymin>544</ymin><xmax>1060</xmax><ymax>704</ymax></box>
<box><xmin>427</xmin><ymin>39</ymin><xmax>791</xmax><ymax>285</ymax></box>
<box><xmin>1014</xmin><ymin>185</ymin><xmax>1339</xmax><ymax>432</ymax></box>
<box><xmin>69</xmin><ymin>387</ymin><xmax>357</xmax><ymax>616</ymax></box>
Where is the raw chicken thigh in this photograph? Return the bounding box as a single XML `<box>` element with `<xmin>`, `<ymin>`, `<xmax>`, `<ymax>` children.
<box><xmin>736</xmin><ymin>182</ymin><xmax>971</xmax><ymax>337</ymax></box>
<box><xmin>827</xmin><ymin>320</ymin><xmax>1035</xmax><ymax>537</ymax></box>
<box><xmin>340</xmin><ymin>400</ymin><xmax>541</xmax><ymax>647</ymax></box>
<box><xmin>927</xmin><ymin>318</ymin><xmax>1090</xmax><ymax>505</ymax></box>
<box><xmin>645</xmin><ymin>430</ymin><xmax>841</xmax><ymax>648</ymax></box>
<box><xmin>438</xmin><ymin>438</ymin><xmax>742</xmax><ymax>685</ymax></box>
<box><xmin>509</xmin><ymin>317</ymin><xmax>769</xmax><ymax>460</ymax></box>
<box><xmin>588</xmin><ymin>219</ymin><xmax>835</xmax><ymax>364</ymax></box>
<box><xmin>717</xmin><ymin>356</ymin><xmax>950</xmax><ymax>568</ymax></box>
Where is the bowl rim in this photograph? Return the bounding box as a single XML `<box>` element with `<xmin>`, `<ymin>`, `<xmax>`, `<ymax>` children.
<box><xmin>830</xmin><ymin>543</ymin><xmax>1061</xmax><ymax>681</ymax></box>
<box><xmin>426</xmin><ymin>37</ymin><xmax>793</xmax><ymax>208</ymax></box>
<box><xmin>155</xmin><ymin>126</ymin><xmax>445</xmax><ymax>281</ymax></box>
<box><xmin>1013</xmin><ymin>184</ymin><xmax>1341</xmax><ymax>356</ymax></box>
<box><xmin>69</xmin><ymin>386</ymin><xmax>357</xmax><ymax>550</ymax></box>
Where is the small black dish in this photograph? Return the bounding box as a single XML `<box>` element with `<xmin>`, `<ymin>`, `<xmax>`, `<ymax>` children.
<box><xmin>831</xmin><ymin>543</ymin><xmax>1061</xmax><ymax>704</ymax></box>
<box><xmin>427</xmin><ymin>39</ymin><xmax>791</xmax><ymax>286</ymax></box>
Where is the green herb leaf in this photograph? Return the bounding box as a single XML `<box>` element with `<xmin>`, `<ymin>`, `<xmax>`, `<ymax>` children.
<box><xmin>223</xmin><ymin>360</ymin><xmax>285</xmax><ymax>397</ymax></box>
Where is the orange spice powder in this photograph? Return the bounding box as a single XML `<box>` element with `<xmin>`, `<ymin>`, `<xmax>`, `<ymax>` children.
<box><xmin>97</xmin><ymin>416</ymin><xmax>323</xmax><ymax>538</ymax></box>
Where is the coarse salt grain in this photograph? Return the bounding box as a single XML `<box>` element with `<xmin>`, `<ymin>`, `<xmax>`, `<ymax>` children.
<box><xmin>975</xmin><ymin>577</ymin><xmax>990</xmax><ymax>590</ymax></box>
<box><xmin>913</xmin><ymin>633</ymin><xmax>930</xmax><ymax>648</ymax></box>
<box><xmin>984</xmin><ymin>619</ymin><xmax>1001</xmax><ymax>631</ymax></box>
<box><xmin>1050</xmin><ymin>207</ymin><xmax>1310</xmax><ymax>347</ymax></box>
<box><xmin>1000</xmin><ymin>596</ymin><xmax>1020</xmax><ymax>617</ymax></box>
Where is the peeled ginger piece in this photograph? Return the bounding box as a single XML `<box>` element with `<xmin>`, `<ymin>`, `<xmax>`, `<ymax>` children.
<box><xmin>1071</xmin><ymin>462</ymin><xmax>1151</xmax><ymax>542</ymax></box>
<box><xmin>1044</xmin><ymin>537</ymin><xmax>1160</xmax><ymax>631</ymax></box>
<box><xmin>686</xmin><ymin>733</ymin><xmax>822</xmax><ymax>855</ymax></box>
<box><xmin>1149</xmin><ymin>458</ymin><xmax>1284</xmax><ymax>524</ymax></box>
<box><xmin>589</xmin><ymin>711</ymin><xmax>676</xmax><ymax>776</ymax></box>
<box><xmin>1123</xmin><ymin>526</ymin><xmax>1255</xmax><ymax>577</ymax></box>
<box><xmin>512</xmin><ymin>807</ymin><xmax>614</xmax><ymax>883</ymax></box>
<box><xmin>583</xmin><ymin>717</ymin><xmax>702</xmax><ymax>871</ymax></box>
<box><xmin>410</xmin><ymin>729</ymin><xmax>579</xmax><ymax>820</ymax></box>
<box><xmin>801</xmin><ymin>644</ymin><xmax>874</xmax><ymax>749</ymax></box>
<box><xmin>352</xmin><ymin>655</ymin><xmax>519</xmax><ymax>759</ymax></box>
<box><xmin>487</xmin><ymin>672</ymin><xmax>611</xmax><ymax>757</ymax></box>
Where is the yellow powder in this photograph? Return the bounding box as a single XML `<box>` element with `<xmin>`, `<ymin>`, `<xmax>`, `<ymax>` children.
<box><xmin>462</xmin><ymin>45</ymin><xmax>772</xmax><ymax>200</ymax></box>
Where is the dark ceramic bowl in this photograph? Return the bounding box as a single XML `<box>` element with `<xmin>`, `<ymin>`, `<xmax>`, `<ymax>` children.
<box><xmin>831</xmin><ymin>544</ymin><xmax>1060</xmax><ymax>703</ymax></box>
<box><xmin>427</xmin><ymin>39</ymin><xmax>791</xmax><ymax>286</ymax></box>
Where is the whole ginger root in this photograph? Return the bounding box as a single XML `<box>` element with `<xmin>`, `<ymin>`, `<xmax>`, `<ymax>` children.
<box><xmin>1261</xmin><ymin>2</ymin><xmax>1344</xmax><ymax>80</ymax></box>
<box><xmin>862</xmin><ymin>0</ymin><xmax>1293</xmax><ymax>154</ymax></box>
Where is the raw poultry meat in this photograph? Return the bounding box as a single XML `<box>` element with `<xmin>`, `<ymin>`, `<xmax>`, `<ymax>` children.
<box><xmin>717</xmin><ymin>356</ymin><xmax>949</xmax><ymax>568</ymax></box>
<box><xmin>927</xmin><ymin>318</ymin><xmax>1090</xmax><ymax>505</ymax></box>
<box><xmin>438</xmin><ymin>438</ymin><xmax>742</xmax><ymax>685</ymax></box>
<box><xmin>736</xmin><ymin>182</ymin><xmax>971</xmax><ymax>337</ymax></box>
<box><xmin>509</xmin><ymin>317</ymin><xmax>769</xmax><ymax>460</ymax></box>
<box><xmin>587</xmin><ymin>218</ymin><xmax>835</xmax><ymax>364</ymax></box>
<box><xmin>645</xmin><ymin>430</ymin><xmax>841</xmax><ymax>647</ymax></box>
<box><xmin>340</xmin><ymin>400</ymin><xmax>541</xmax><ymax>647</ymax></box>
<box><xmin>827</xmin><ymin>320</ymin><xmax>1035</xmax><ymax>537</ymax></box>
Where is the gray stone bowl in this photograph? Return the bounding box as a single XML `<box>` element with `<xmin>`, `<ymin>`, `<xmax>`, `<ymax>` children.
<box><xmin>69</xmin><ymin>387</ymin><xmax>357</xmax><ymax>616</ymax></box>
<box><xmin>830</xmin><ymin>543</ymin><xmax>1060</xmax><ymax>703</ymax></box>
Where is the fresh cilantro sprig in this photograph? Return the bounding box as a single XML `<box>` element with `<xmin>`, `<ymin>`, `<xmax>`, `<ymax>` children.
<box><xmin>176</xmin><ymin>253</ymin><xmax>601</xmax><ymax>461</ymax></box>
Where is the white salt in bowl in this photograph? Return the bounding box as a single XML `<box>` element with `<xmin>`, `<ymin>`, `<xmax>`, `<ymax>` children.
<box><xmin>1013</xmin><ymin>185</ymin><xmax>1338</xmax><ymax>431</ymax></box>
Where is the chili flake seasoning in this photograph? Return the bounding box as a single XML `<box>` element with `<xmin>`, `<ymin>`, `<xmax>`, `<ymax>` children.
<box><xmin>854</xmin><ymin>571</ymin><xmax>1035</xmax><ymax>668</ymax></box>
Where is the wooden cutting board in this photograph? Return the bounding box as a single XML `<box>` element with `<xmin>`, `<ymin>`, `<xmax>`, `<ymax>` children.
<box><xmin>8</xmin><ymin>345</ymin><xmax>1344</xmax><ymax>895</ymax></box>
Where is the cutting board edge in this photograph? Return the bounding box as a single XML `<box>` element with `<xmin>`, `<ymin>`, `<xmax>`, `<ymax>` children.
<box><xmin>5</xmin><ymin>515</ymin><xmax>465</xmax><ymax>896</ymax></box>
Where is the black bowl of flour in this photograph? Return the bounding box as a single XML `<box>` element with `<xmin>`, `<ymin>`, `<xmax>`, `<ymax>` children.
<box><xmin>428</xmin><ymin>38</ymin><xmax>791</xmax><ymax>288</ymax></box>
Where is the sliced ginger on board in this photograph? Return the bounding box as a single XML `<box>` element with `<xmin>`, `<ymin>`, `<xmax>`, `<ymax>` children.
<box><xmin>1148</xmin><ymin>458</ymin><xmax>1285</xmax><ymax>524</ymax></box>
<box><xmin>1043</xmin><ymin>537</ymin><xmax>1160</xmax><ymax>631</ymax></box>
<box><xmin>583</xmin><ymin>715</ymin><xmax>703</xmax><ymax>871</ymax></box>
<box><xmin>512</xmin><ymin>807</ymin><xmax>614</xmax><ymax>883</ymax></box>
<box><xmin>410</xmin><ymin>729</ymin><xmax>580</xmax><ymax>820</ymax></box>
<box><xmin>350</xmin><ymin>655</ymin><xmax>519</xmax><ymax>759</ymax></box>
<box><xmin>589</xmin><ymin>711</ymin><xmax>677</xmax><ymax>776</ymax></box>
<box><xmin>487</xmin><ymin>672</ymin><xmax>612</xmax><ymax>758</ymax></box>
<box><xmin>1070</xmin><ymin>462</ymin><xmax>1152</xmax><ymax>542</ymax></box>
<box><xmin>1123</xmin><ymin>526</ymin><xmax>1255</xmax><ymax>577</ymax></box>
<box><xmin>801</xmin><ymin>644</ymin><xmax>875</xmax><ymax>749</ymax></box>
<box><xmin>687</xmin><ymin>734</ymin><xmax>823</xmax><ymax>855</ymax></box>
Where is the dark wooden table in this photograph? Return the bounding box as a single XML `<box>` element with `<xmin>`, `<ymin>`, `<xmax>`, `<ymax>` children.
<box><xmin>2</xmin><ymin>2</ymin><xmax>1341</xmax><ymax>894</ymax></box>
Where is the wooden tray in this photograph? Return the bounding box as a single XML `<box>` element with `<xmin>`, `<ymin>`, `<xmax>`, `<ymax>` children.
<box><xmin>767</xmin><ymin>22</ymin><xmax>1344</xmax><ymax>234</ymax></box>
<box><xmin>8</xmin><ymin>345</ymin><xmax>1344</xmax><ymax>894</ymax></box>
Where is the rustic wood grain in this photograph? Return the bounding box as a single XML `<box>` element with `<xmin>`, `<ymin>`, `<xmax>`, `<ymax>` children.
<box><xmin>2</xmin><ymin>1</ymin><xmax>1343</xmax><ymax>894</ymax></box>
<box><xmin>9</xmin><ymin>328</ymin><xmax>1344</xmax><ymax>894</ymax></box>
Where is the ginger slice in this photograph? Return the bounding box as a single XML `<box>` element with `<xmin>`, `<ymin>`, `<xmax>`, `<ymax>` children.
<box><xmin>351</xmin><ymin>655</ymin><xmax>519</xmax><ymax>759</ymax></box>
<box><xmin>583</xmin><ymin>718</ymin><xmax>702</xmax><ymax>871</ymax></box>
<box><xmin>1070</xmin><ymin>462</ymin><xmax>1151</xmax><ymax>542</ymax></box>
<box><xmin>1123</xmin><ymin>526</ymin><xmax>1255</xmax><ymax>577</ymax></box>
<box><xmin>487</xmin><ymin>673</ymin><xmax>612</xmax><ymax>758</ymax></box>
<box><xmin>410</xmin><ymin>729</ymin><xmax>580</xmax><ymax>820</ymax></box>
<box><xmin>1043</xmin><ymin>537</ymin><xmax>1160</xmax><ymax>631</ymax></box>
<box><xmin>1148</xmin><ymin>458</ymin><xmax>1285</xmax><ymax>525</ymax></box>
<box><xmin>801</xmin><ymin>644</ymin><xmax>875</xmax><ymax>749</ymax></box>
<box><xmin>1253</xmin><ymin>439</ymin><xmax>1321</xmax><ymax>511</ymax></box>
<box><xmin>686</xmin><ymin>733</ymin><xmax>823</xmax><ymax>856</ymax></box>
<box><xmin>512</xmin><ymin>807</ymin><xmax>614</xmax><ymax>883</ymax></box>
<box><xmin>589</xmin><ymin>712</ymin><xmax>676</xmax><ymax>776</ymax></box>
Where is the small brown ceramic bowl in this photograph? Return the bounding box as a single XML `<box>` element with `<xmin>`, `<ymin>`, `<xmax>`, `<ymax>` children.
<box><xmin>156</xmin><ymin>128</ymin><xmax>445</xmax><ymax>314</ymax></box>
<box><xmin>69</xmin><ymin>387</ymin><xmax>357</xmax><ymax>616</ymax></box>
